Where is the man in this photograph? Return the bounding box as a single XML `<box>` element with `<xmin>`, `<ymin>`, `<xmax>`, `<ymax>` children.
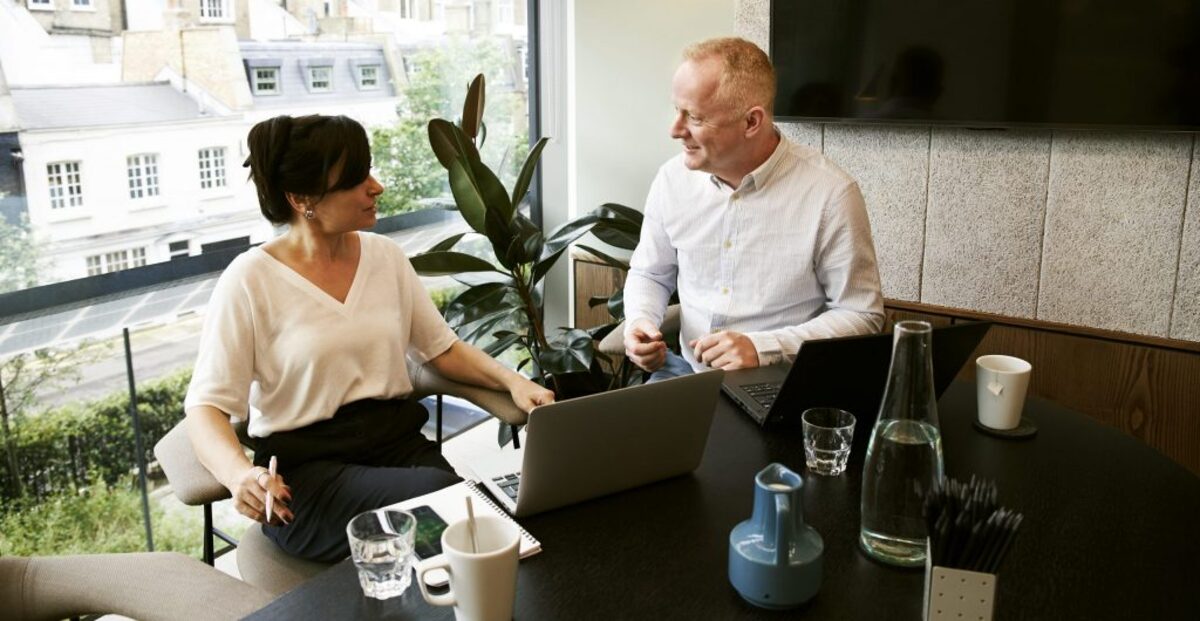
<box><xmin>623</xmin><ymin>37</ymin><xmax>884</xmax><ymax>379</ymax></box>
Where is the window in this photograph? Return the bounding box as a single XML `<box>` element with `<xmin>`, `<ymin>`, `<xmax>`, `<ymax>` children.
<box><xmin>252</xmin><ymin>67</ymin><xmax>279</xmax><ymax>95</ymax></box>
<box><xmin>27</xmin><ymin>0</ymin><xmax>52</xmax><ymax>10</ymax></box>
<box><xmin>71</xmin><ymin>0</ymin><xmax>93</xmax><ymax>9</ymax></box>
<box><xmin>88</xmin><ymin>247</ymin><xmax>147</xmax><ymax>273</ymax></box>
<box><xmin>497</xmin><ymin>0</ymin><xmax>514</xmax><ymax>25</ymax></box>
<box><xmin>198</xmin><ymin>147</ymin><xmax>226</xmax><ymax>189</ymax></box>
<box><xmin>168</xmin><ymin>240</ymin><xmax>190</xmax><ymax>260</ymax></box>
<box><xmin>308</xmin><ymin>65</ymin><xmax>333</xmax><ymax>92</ymax></box>
<box><xmin>399</xmin><ymin>0</ymin><xmax>415</xmax><ymax>19</ymax></box>
<box><xmin>199</xmin><ymin>0</ymin><xmax>228</xmax><ymax>20</ymax></box>
<box><xmin>126</xmin><ymin>154</ymin><xmax>160</xmax><ymax>200</ymax></box>
<box><xmin>357</xmin><ymin>64</ymin><xmax>380</xmax><ymax>90</ymax></box>
<box><xmin>47</xmin><ymin>161</ymin><xmax>83</xmax><ymax>209</ymax></box>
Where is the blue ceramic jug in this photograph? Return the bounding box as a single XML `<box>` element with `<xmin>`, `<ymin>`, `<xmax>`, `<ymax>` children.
<box><xmin>728</xmin><ymin>463</ymin><xmax>824</xmax><ymax>609</ymax></box>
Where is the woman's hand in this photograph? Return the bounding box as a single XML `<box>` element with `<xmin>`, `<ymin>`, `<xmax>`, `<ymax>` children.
<box><xmin>232</xmin><ymin>465</ymin><xmax>294</xmax><ymax>525</ymax></box>
<box><xmin>509</xmin><ymin>378</ymin><xmax>555</xmax><ymax>413</ymax></box>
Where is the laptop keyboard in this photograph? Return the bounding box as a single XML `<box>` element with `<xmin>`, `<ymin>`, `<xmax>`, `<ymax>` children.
<box><xmin>492</xmin><ymin>472</ymin><xmax>522</xmax><ymax>501</ymax></box>
<box><xmin>741</xmin><ymin>382</ymin><xmax>782</xmax><ymax>408</ymax></box>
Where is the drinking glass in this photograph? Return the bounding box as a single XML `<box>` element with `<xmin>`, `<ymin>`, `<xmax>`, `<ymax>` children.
<box><xmin>346</xmin><ymin>508</ymin><xmax>417</xmax><ymax>600</ymax></box>
<box><xmin>801</xmin><ymin>408</ymin><xmax>856</xmax><ymax>476</ymax></box>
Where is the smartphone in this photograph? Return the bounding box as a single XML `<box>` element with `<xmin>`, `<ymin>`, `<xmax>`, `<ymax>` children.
<box><xmin>410</xmin><ymin>505</ymin><xmax>448</xmax><ymax>560</ymax></box>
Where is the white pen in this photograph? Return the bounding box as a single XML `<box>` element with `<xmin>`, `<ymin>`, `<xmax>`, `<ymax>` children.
<box><xmin>265</xmin><ymin>455</ymin><xmax>277</xmax><ymax>524</ymax></box>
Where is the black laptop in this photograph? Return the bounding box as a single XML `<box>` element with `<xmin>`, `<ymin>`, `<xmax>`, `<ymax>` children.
<box><xmin>721</xmin><ymin>321</ymin><xmax>991</xmax><ymax>427</ymax></box>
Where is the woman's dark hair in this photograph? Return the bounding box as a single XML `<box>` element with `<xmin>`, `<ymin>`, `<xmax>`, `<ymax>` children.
<box><xmin>244</xmin><ymin>114</ymin><xmax>372</xmax><ymax>224</ymax></box>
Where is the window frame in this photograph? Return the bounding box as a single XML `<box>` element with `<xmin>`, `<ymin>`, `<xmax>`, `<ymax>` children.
<box><xmin>307</xmin><ymin>65</ymin><xmax>334</xmax><ymax>93</ymax></box>
<box><xmin>251</xmin><ymin>67</ymin><xmax>281</xmax><ymax>96</ymax></box>
<box><xmin>126</xmin><ymin>153</ymin><xmax>161</xmax><ymax>201</ymax></box>
<box><xmin>0</xmin><ymin>0</ymin><xmax>544</xmax><ymax>326</ymax></box>
<box><xmin>198</xmin><ymin>0</ymin><xmax>231</xmax><ymax>22</ymax></box>
<box><xmin>69</xmin><ymin>0</ymin><xmax>94</xmax><ymax>11</ymax></box>
<box><xmin>197</xmin><ymin>147</ymin><xmax>228</xmax><ymax>191</ymax></box>
<box><xmin>46</xmin><ymin>161</ymin><xmax>84</xmax><ymax>210</ymax></box>
<box><xmin>356</xmin><ymin>64</ymin><xmax>381</xmax><ymax>90</ymax></box>
<box><xmin>27</xmin><ymin>0</ymin><xmax>53</xmax><ymax>11</ymax></box>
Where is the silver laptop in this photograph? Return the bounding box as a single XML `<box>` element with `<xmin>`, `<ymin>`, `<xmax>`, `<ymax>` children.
<box><xmin>467</xmin><ymin>370</ymin><xmax>726</xmax><ymax>518</ymax></box>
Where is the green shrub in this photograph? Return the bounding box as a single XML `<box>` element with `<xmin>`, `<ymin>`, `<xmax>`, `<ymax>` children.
<box><xmin>0</xmin><ymin>485</ymin><xmax>202</xmax><ymax>557</ymax></box>
<box><xmin>1</xmin><ymin>368</ymin><xmax>191</xmax><ymax>503</ymax></box>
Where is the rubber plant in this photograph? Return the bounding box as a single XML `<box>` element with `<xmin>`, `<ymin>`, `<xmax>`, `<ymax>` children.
<box><xmin>411</xmin><ymin>74</ymin><xmax>642</xmax><ymax>443</ymax></box>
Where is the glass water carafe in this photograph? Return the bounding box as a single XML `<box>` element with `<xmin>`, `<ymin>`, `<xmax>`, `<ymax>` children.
<box><xmin>859</xmin><ymin>321</ymin><xmax>945</xmax><ymax>566</ymax></box>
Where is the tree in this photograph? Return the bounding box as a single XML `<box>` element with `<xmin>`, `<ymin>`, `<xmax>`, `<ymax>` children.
<box><xmin>0</xmin><ymin>208</ymin><xmax>41</xmax><ymax>294</ymax></box>
<box><xmin>0</xmin><ymin>343</ymin><xmax>106</xmax><ymax>499</ymax></box>
<box><xmin>372</xmin><ymin>38</ymin><xmax>530</xmax><ymax>216</ymax></box>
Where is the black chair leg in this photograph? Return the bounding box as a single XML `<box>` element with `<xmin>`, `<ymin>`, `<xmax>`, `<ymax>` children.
<box><xmin>436</xmin><ymin>394</ymin><xmax>444</xmax><ymax>447</ymax></box>
<box><xmin>203</xmin><ymin>503</ymin><xmax>215</xmax><ymax>565</ymax></box>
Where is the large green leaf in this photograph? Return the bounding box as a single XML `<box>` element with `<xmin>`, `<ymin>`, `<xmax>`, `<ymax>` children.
<box><xmin>531</xmin><ymin>215</ymin><xmax>600</xmax><ymax>285</ymax></box>
<box><xmin>510</xmin><ymin>137</ymin><xmax>549</xmax><ymax>208</ymax></box>
<box><xmin>510</xmin><ymin>211</ymin><xmax>544</xmax><ymax>266</ymax></box>
<box><xmin>410</xmin><ymin>251</ymin><xmax>500</xmax><ymax>276</ymax></box>
<box><xmin>447</xmin><ymin>159</ymin><xmax>489</xmax><ymax>233</ymax></box>
<box><xmin>459</xmin><ymin>311</ymin><xmax>520</xmax><ymax>343</ymax></box>
<box><xmin>576</xmin><ymin>244</ymin><xmax>629</xmax><ymax>271</ymax></box>
<box><xmin>428</xmin><ymin>232</ymin><xmax>470</xmax><ymax>252</ymax></box>
<box><xmin>538</xmin><ymin>329</ymin><xmax>595</xmax><ymax>375</ymax></box>
<box><xmin>483</xmin><ymin>331</ymin><xmax>525</xmax><ymax>357</ymax></box>
<box><xmin>444</xmin><ymin>283</ymin><xmax>514</xmax><ymax>327</ymax></box>
<box><xmin>589</xmin><ymin>203</ymin><xmax>644</xmax><ymax>250</ymax></box>
<box><xmin>462</xmin><ymin>74</ymin><xmax>485</xmax><ymax>141</ymax></box>
<box><xmin>427</xmin><ymin>119</ymin><xmax>465</xmax><ymax>169</ymax></box>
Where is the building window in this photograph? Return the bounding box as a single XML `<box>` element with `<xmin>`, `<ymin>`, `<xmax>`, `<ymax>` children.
<box><xmin>357</xmin><ymin>64</ymin><xmax>380</xmax><ymax>90</ymax></box>
<box><xmin>127</xmin><ymin>154</ymin><xmax>160</xmax><ymax>200</ymax></box>
<box><xmin>47</xmin><ymin>161</ymin><xmax>83</xmax><ymax>210</ymax></box>
<box><xmin>199</xmin><ymin>0</ymin><xmax>228</xmax><ymax>20</ymax></box>
<box><xmin>198</xmin><ymin>147</ymin><xmax>227</xmax><ymax>189</ymax></box>
<box><xmin>87</xmin><ymin>247</ymin><xmax>148</xmax><ymax>274</ymax></box>
<box><xmin>497</xmin><ymin>0</ymin><xmax>514</xmax><ymax>25</ymax></box>
<box><xmin>28</xmin><ymin>0</ymin><xmax>52</xmax><ymax>10</ymax></box>
<box><xmin>252</xmin><ymin>67</ymin><xmax>279</xmax><ymax>95</ymax></box>
<box><xmin>399</xmin><ymin>0</ymin><xmax>414</xmax><ymax>19</ymax></box>
<box><xmin>71</xmin><ymin>0</ymin><xmax>93</xmax><ymax>9</ymax></box>
<box><xmin>308</xmin><ymin>65</ymin><xmax>333</xmax><ymax>92</ymax></box>
<box><xmin>168</xmin><ymin>240</ymin><xmax>190</xmax><ymax>260</ymax></box>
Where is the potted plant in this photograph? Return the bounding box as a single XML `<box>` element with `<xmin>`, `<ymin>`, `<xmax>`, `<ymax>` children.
<box><xmin>412</xmin><ymin>74</ymin><xmax>642</xmax><ymax>441</ymax></box>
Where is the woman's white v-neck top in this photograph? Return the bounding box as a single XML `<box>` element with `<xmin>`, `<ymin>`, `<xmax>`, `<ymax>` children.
<box><xmin>184</xmin><ymin>232</ymin><xmax>458</xmax><ymax>437</ymax></box>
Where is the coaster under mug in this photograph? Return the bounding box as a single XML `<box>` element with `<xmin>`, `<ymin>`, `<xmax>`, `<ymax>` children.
<box><xmin>973</xmin><ymin>417</ymin><xmax>1038</xmax><ymax>439</ymax></box>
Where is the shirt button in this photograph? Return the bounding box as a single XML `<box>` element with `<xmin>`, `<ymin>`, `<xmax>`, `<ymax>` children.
<box><xmin>723</xmin><ymin>240</ymin><xmax>732</xmax><ymax>249</ymax></box>
<box><xmin>721</xmin><ymin>287</ymin><xmax>730</xmax><ymax>295</ymax></box>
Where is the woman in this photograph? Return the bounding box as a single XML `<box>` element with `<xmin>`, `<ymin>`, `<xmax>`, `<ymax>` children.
<box><xmin>183</xmin><ymin>114</ymin><xmax>553</xmax><ymax>562</ymax></box>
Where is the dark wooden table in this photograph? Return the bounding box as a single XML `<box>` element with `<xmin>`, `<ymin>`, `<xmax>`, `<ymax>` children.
<box><xmin>245</xmin><ymin>383</ymin><xmax>1200</xmax><ymax>620</ymax></box>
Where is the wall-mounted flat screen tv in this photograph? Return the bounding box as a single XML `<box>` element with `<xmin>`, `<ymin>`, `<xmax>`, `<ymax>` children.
<box><xmin>770</xmin><ymin>0</ymin><xmax>1200</xmax><ymax>131</ymax></box>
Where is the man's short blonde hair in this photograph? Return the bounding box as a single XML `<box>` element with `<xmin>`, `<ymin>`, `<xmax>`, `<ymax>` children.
<box><xmin>683</xmin><ymin>37</ymin><xmax>776</xmax><ymax>114</ymax></box>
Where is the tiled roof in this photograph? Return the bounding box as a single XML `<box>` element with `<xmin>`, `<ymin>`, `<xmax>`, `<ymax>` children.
<box><xmin>9</xmin><ymin>83</ymin><xmax>210</xmax><ymax>130</ymax></box>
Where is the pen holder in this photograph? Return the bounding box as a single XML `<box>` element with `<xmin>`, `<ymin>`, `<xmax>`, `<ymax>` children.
<box><xmin>922</xmin><ymin>543</ymin><xmax>997</xmax><ymax>621</ymax></box>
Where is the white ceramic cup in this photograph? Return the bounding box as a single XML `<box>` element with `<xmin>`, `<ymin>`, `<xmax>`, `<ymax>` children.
<box><xmin>416</xmin><ymin>516</ymin><xmax>520</xmax><ymax>621</ymax></box>
<box><xmin>975</xmin><ymin>355</ymin><xmax>1032</xmax><ymax>430</ymax></box>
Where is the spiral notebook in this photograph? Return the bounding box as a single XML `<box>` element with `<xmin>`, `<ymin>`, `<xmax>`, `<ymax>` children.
<box><xmin>391</xmin><ymin>479</ymin><xmax>541</xmax><ymax>561</ymax></box>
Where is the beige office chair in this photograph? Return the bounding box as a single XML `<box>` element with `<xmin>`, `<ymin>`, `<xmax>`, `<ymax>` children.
<box><xmin>597</xmin><ymin>304</ymin><xmax>681</xmax><ymax>359</ymax></box>
<box><xmin>0</xmin><ymin>552</ymin><xmax>273</xmax><ymax>621</ymax></box>
<box><xmin>154</xmin><ymin>363</ymin><xmax>527</xmax><ymax>597</ymax></box>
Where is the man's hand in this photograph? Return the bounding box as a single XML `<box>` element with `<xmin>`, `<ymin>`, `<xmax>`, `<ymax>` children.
<box><xmin>510</xmin><ymin>378</ymin><xmax>556</xmax><ymax>413</ymax></box>
<box><xmin>624</xmin><ymin>318</ymin><xmax>668</xmax><ymax>372</ymax></box>
<box><xmin>688</xmin><ymin>330</ymin><xmax>760</xmax><ymax>370</ymax></box>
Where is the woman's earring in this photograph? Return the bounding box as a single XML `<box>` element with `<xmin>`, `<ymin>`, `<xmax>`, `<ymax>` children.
<box><xmin>304</xmin><ymin>208</ymin><xmax>315</xmax><ymax>220</ymax></box>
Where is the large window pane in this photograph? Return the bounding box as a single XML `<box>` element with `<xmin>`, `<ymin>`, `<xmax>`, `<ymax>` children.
<box><xmin>1</xmin><ymin>0</ymin><xmax>533</xmax><ymax>560</ymax></box>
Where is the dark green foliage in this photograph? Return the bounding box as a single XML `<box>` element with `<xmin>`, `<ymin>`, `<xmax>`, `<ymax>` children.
<box><xmin>417</xmin><ymin>75</ymin><xmax>644</xmax><ymax>421</ymax></box>
<box><xmin>0</xmin><ymin>369</ymin><xmax>191</xmax><ymax>505</ymax></box>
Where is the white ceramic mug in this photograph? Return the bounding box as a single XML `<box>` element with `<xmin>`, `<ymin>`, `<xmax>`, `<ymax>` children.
<box><xmin>975</xmin><ymin>355</ymin><xmax>1032</xmax><ymax>430</ymax></box>
<box><xmin>416</xmin><ymin>516</ymin><xmax>520</xmax><ymax>621</ymax></box>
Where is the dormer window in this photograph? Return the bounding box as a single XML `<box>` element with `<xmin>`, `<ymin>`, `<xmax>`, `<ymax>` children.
<box><xmin>245</xmin><ymin>59</ymin><xmax>284</xmax><ymax>95</ymax></box>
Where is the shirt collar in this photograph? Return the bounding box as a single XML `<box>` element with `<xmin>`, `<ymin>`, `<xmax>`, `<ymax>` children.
<box><xmin>707</xmin><ymin>130</ymin><xmax>789</xmax><ymax>193</ymax></box>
